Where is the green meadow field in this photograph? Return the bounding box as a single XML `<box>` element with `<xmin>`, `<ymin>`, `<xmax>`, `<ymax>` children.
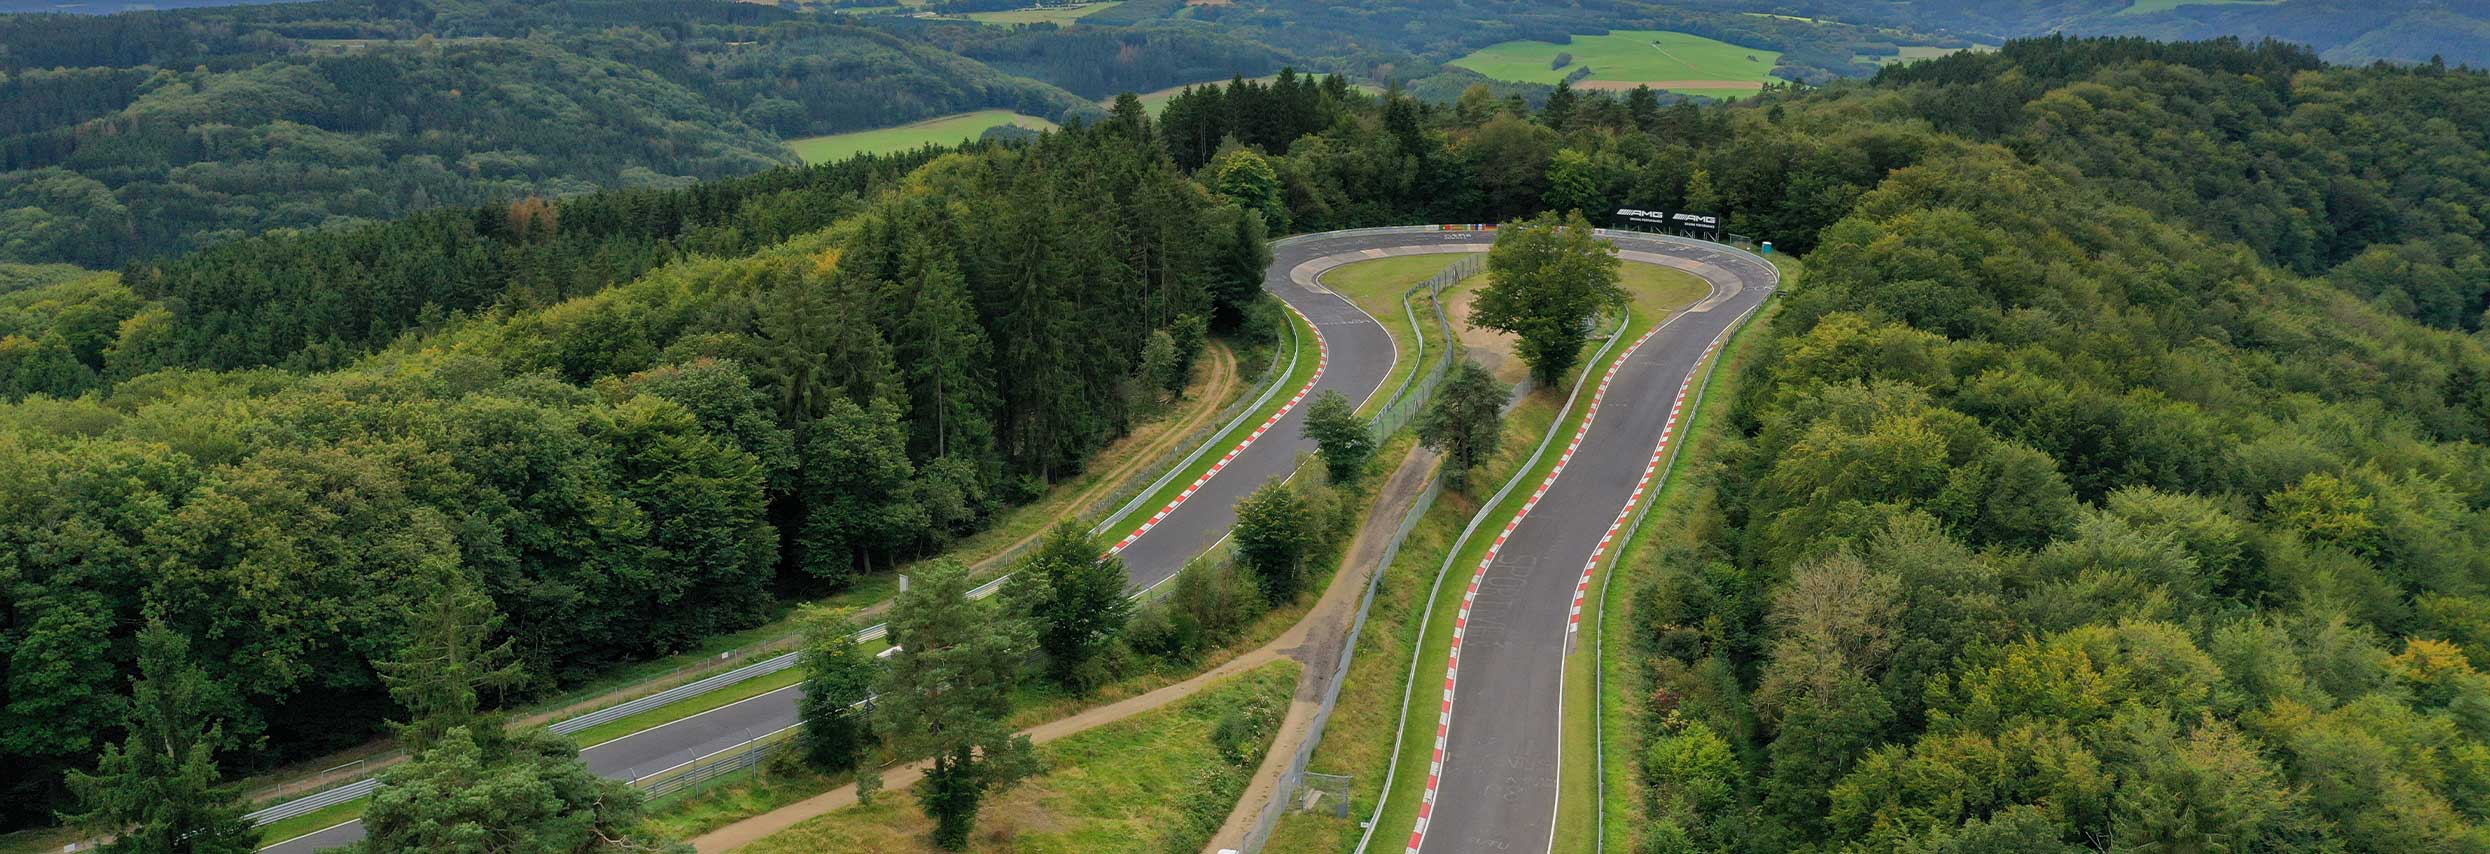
<box><xmin>1449</xmin><ymin>29</ymin><xmax>1781</xmax><ymax>98</ymax></box>
<box><xmin>963</xmin><ymin>1</ymin><xmax>1121</xmax><ymax>25</ymax></box>
<box><xmin>1855</xmin><ymin>44</ymin><xmax>1987</xmax><ymax>67</ymax></box>
<box><xmin>2117</xmin><ymin>0</ymin><xmax>2282</xmax><ymax>13</ymax></box>
<box><xmin>786</xmin><ymin>110</ymin><xmax>1057</xmax><ymax>163</ymax></box>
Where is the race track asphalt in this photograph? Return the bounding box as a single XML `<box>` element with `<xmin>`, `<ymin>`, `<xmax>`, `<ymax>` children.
<box><xmin>259</xmin><ymin>227</ymin><xmax>1437</xmax><ymax>853</ymax></box>
<box><xmin>1407</xmin><ymin>233</ymin><xmax>1775</xmax><ymax>854</ymax></box>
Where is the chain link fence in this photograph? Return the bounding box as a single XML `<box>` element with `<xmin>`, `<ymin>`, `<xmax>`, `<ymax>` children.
<box><xmin>1233</xmin><ymin>249</ymin><xmax>1487</xmax><ymax>853</ymax></box>
<box><xmin>1369</xmin><ymin>254</ymin><xmax>1477</xmax><ymax>437</ymax></box>
<box><xmin>634</xmin><ymin>724</ymin><xmax>801</xmax><ymax>801</ymax></box>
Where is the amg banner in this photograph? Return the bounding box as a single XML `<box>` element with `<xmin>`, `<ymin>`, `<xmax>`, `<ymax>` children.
<box><xmin>1611</xmin><ymin>206</ymin><xmax>1722</xmax><ymax>237</ymax></box>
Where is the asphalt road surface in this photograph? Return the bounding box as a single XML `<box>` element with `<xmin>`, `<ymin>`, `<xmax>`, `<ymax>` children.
<box><xmin>1410</xmin><ymin>233</ymin><xmax>1775</xmax><ymax>854</ymax></box>
<box><xmin>258</xmin><ymin>227</ymin><xmax>1434</xmax><ymax>853</ymax></box>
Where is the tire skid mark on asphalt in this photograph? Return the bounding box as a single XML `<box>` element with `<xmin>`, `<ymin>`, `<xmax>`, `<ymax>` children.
<box><xmin>1404</xmin><ymin>317</ymin><xmax>1673</xmax><ymax>854</ymax></box>
<box><xmin>1108</xmin><ymin>301</ymin><xmax>1329</xmax><ymax>556</ymax></box>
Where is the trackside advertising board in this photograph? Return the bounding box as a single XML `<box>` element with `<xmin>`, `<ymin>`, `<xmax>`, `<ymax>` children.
<box><xmin>1611</xmin><ymin>207</ymin><xmax>1721</xmax><ymax>237</ymax></box>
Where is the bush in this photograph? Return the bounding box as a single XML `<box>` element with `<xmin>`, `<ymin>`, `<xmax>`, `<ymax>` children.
<box><xmin>1210</xmin><ymin>693</ymin><xmax>1284</xmax><ymax>766</ymax></box>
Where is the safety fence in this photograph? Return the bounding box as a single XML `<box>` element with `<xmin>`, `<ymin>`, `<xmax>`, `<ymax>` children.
<box><xmin>246</xmin><ymin>226</ymin><xmax>1511</xmax><ymax>837</ymax></box>
<box><xmin>245</xmin><ymin>776</ymin><xmax>377</xmax><ymax>827</ymax></box>
<box><xmin>1236</xmin><ymin>457</ymin><xmax>1450</xmax><ymax>852</ymax></box>
<box><xmin>633</xmin><ymin>723</ymin><xmax>802</xmax><ymax>801</ymax></box>
<box><xmin>1233</xmin><ymin>243</ymin><xmax>1491</xmax><ymax>853</ymax></box>
<box><xmin>1368</xmin><ymin>254</ymin><xmax>1477</xmax><ymax>437</ymax></box>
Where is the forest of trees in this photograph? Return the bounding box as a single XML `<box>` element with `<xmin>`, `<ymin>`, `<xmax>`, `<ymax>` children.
<box><xmin>0</xmin><ymin>104</ymin><xmax>1267</xmax><ymax>826</ymax></box>
<box><xmin>1609</xmin><ymin>38</ymin><xmax>2490</xmax><ymax>851</ymax></box>
<box><xmin>11</xmin><ymin>7</ymin><xmax>2490</xmax><ymax>845</ymax></box>
<box><xmin>0</xmin><ymin>0</ymin><xmax>1101</xmax><ymax>267</ymax></box>
<box><xmin>1666</xmin><ymin>0</ymin><xmax>2490</xmax><ymax>67</ymax></box>
<box><xmin>0</xmin><ymin>0</ymin><xmax>1980</xmax><ymax>269</ymax></box>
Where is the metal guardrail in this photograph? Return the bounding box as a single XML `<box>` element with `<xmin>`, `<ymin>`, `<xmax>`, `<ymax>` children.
<box><xmin>635</xmin><ymin>724</ymin><xmax>800</xmax><ymax>799</ymax></box>
<box><xmin>245</xmin><ymin>777</ymin><xmax>377</xmax><ymax>826</ymax></box>
<box><xmin>246</xmin><ymin>245</ymin><xmax>1323</xmax><ymax>832</ymax></box>
<box><xmin>1087</xmin><ymin>297</ymin><xmax>1304</xmax><ymax>542</ymax></box>
<box><xmin>547</xmin><ymin>652</ymin><xmax>806</xmax><ymax>737</ymax></box>
<box><xmin>1369</xmin><ymin>254</ymin><xmax>1476</xmax><ymax>437</ymax></box>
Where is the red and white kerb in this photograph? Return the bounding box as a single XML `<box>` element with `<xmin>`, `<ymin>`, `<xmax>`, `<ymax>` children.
<box><xmin>1107</xmin><ymin>302</ymin><xmax>1329</xmax><ymax>557</ymax></box>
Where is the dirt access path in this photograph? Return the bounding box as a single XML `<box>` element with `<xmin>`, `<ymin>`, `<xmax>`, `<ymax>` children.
<box><xmin>690</xmin><ymin>442</ymin><xmax>1442</xmax><ymax>853</ymax></box>
<box><xmin>238</xmin><ymin>343</ymin><xmax>1243</xmax><ymax>807</ymax></box>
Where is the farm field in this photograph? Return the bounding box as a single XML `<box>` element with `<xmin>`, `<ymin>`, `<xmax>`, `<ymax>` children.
<box><xmin>2120</xmin><ymin>0</ymin><xmax>2282</xmax><ymax>14</ymax></box>
<box><xmin>1449</xmin><ymin>29</ymin><xmax>1781</xmax><ymax>98</ymax></box>
<box><xmin>963</xmin><ymin>1</ymin><xmax>1120</xmax><ymax>25</ymax></box>
<box><xmin>1854</xmin><ymin>44</ymin><xmax>1987</xmax><ymax>67</ymax></box>
<box><xmin>785</xmin><ymin>110</ymin><xmax>1057</xmax><ymax>163</ymax></box>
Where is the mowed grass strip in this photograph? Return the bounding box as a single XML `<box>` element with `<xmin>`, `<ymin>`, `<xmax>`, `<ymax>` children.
<box><xmin>568</xmin><ymin>663</ymin><xmax>811</xmax><ymax>749</ymax></box>
<box><xmin>254</xmin><ymin>797</ymin><xmax>370</xmax><ymax>849</ymax></box>
<box><xmin>786</xmin><ymin>110</ymin><xmax>1057</xmax><ymax>164</ymax></box>
<box><xmin>1449</xmin><ymin>29</ymin><xmax>1782</xmax><ymax>97</ymax></box>
<box><xmin>1265</xmin><ymin>261</ymin><xmax>1707</xmax><ymax>851</ymax></box>
<box><xmin>741</xmin><ymin>660</ymin><xmax>1300</xmax><ymax>854</ymax></box>
<box><xmin>1317</xmin><ymin>253</ymin><xmax>1472</xmax><ymax>418</ymax></box>
<box><xmin>1558</xmin><ymin>260</ymin><xmax>1790</xmax><ymax>854</ymax></box>
<box><xmin>1095</xmin><ymin>303</ymin><xmax>1317</xmax><ymax>545</ymax></box>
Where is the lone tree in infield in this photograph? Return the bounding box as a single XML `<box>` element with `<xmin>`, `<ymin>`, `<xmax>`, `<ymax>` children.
<box><xmin>1471</xmin><ymin>210</ymin><xmax>1626</xmax><ymax>388</ymax></box>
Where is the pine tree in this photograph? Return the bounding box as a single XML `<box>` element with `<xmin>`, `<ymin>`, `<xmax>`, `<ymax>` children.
<box><xmin>374</xmin><ymin>555</ymin><xmax>524</xmax><ymax>754</ymax></box>
<box><xmin>874</xmin><ymin>561</ymin><xmax>1042</xmax><ymax>850</ymax></box>
<box><xmin>796</xmin><ymin>607</ymin><xmax>877</xmax><ymax>773</ymax></box>
<box><xmin>61</xmin><ymin>623</ymin><xmax>256</xmax><ymax>854</ymax></box>
<box><xmin>361</xmin><ymin>562</ymin><xmax>665</xmax><ymax>853</ymax></box>
<box><xmin>1212</xmin><ymin>206</ymin><xmax>1272</xmax><ymax>329</ymax></box>
<box><xmin>1627</xmin><ymin>85</ymin><xmax>1661</xmax><ymax>132</ymax></box>
<box><xmin>1418</xmin><ymin>360</ymin><xmax>1509</xmax><ymax>487</ymax></box>
<box><xmin>896</xmin><ymin>238</ymin><xmax>997</xmax><ymax>463</ymax></box>
<box><xmin>1542</xmin><ymin>78</ymin><xmax>1580</xmax><ymax>131</ymax></box>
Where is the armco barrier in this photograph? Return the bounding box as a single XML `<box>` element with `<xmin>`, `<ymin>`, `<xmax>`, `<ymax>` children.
<box><xmin>247</xmin><ymin>247</ymin><xmax>1319</xmax><ymax>831</ymax></box>
<box><xmin>248</xmin><ymin>227</ymin><xmax>1502</xmax><ymax>834</ymax></box>
<box><xmin>1346</xmin><ymin>229</ymin><xmax>1773</xmax><ymax>854</ymax></box>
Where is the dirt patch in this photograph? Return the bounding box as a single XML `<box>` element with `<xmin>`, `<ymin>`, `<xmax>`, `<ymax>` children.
<box><xmin>1444</xmin><ymin>280</ymin><xmax>1530</xmax><ymax>387</ymax></box>
<box><xmin>1574</xmin><ymin>79</ymin><xmax>1766</xmax><ymax>92</ymax></box>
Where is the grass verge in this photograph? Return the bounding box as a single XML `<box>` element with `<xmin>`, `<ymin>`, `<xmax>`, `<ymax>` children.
<box><xmin>1266</xmin><ymin>260</ymin><xmax>1706</xmax><ymax>851</ymax></box>
<box><xmin>1556</xmin><ymin>304</ymin><xmax>1783</xmax><ymax>853</ymax></box>
<box><xmin>1573</xmin><ymin>256</ymin><xmax>1795</xmax><ymax>852</ymax></box>
<box><xmin>255</xmin><ymin>799</ymin><xmax>368</xmax><ymax>849</ymax></box>
<box><xmin>569</xmin><ymin>665</ymin><xmax>811</xmax><ymax>749</ymax></box>
<box><xmin>738</xmin><ymin>660</ymin><xmax>1301</xmax><ymax>853</ymax></box>
<box><xmin>1318</xmin><ymin>254</ymin><xmax>1469</xmax><ymax>419</ymax></box>
<box><xmin>1095</xmin><ymin>302</ymin><xmax>1317</xmax><ymax>542</ymax></box>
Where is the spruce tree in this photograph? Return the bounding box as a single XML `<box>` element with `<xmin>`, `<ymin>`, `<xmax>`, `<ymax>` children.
<box><xmin>61</xmin><ymin>623</ymin><xmax>256</xmax><ymax>854</ymax></box>
<box><xmin>874</xmin><ymin>562</ymin><xmax>1042</xmax><ymax>849</ymax></box>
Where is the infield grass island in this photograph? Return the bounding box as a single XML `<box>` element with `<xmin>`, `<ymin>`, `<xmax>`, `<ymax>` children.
<box><xmin>1262</xmin><ymin>261</ymin><xmax>1709</xmax><ymax>851</ymax></box>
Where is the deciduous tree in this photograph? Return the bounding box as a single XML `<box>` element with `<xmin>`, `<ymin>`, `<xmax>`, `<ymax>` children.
<box><xmin>1417</xmin><ymin>360</ymin><xmax>1508</xmax><ymax>486</ymax></box>
<box><xmin>1472</xmin><ymin>210</ymin><xmax>1625</xmax><ymax>388</ymax></box>
<box><xmin>1301</xmin><ymin>389</ymin><xmax>1375</xmax><ymax>485</ymax></box>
